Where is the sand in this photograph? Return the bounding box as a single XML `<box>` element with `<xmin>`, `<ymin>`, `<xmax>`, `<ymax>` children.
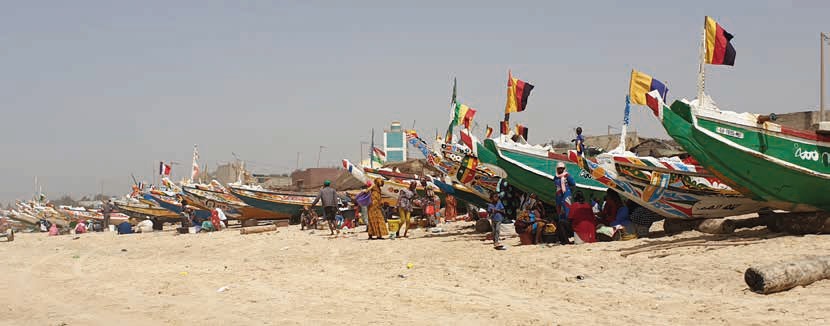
<box><xmin>1</xmin><ymin>221</ymin><xmax>829</xmax><ymax>325</ymax></box>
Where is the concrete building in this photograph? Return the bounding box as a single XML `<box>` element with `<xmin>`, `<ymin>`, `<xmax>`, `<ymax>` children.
<box><xmin>290</xmin><ymin>167</ymin><xmax>344</xmax><ymax>191</ymax></box>
<box><xmin>383</xmin><ymin>121</ymin><xmax>407</xmax><ymax>162</ymax></box>
<box><xmin>583</xmin><ymin>132</ymin><xmax>640</xmax><ymax>152</ymax></box>
<box><xmin>251</xmin><ymin>174</ymin><xmax>292</xmax><ymax>189</ymax></box>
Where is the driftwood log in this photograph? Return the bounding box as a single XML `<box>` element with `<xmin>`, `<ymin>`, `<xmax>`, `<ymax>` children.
<box><xmin>695</xmin><ymin>219</ymin><xmax>736</xmax><ymax>234</ymax></box>
<box><xmin>663</xmin><ymin>218</ymin><xmax>736</xmax><ymax>235</ymax></box>
<box><xmin>745</xmin><ymin>256</ymin><xmax>830</xmax><ymax>294</ymax></box>
<box><xmin>240</xmin><ymin>224</ymin><xmax>278</xmax><ymax>235</ymax></box>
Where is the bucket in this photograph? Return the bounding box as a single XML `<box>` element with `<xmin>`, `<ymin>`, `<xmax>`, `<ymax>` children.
<box><xmin>108</xmin><ymin>225</ymin><xmax>116</xmax><ymax>232</ymax></box>
<box><xmin>388</xmin><ymin>219</ymin><xmax>401</xmax><ymax>233</ymax></box>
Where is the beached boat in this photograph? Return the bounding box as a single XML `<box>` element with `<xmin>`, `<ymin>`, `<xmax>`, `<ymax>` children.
<box><xmin>181</xmin><ymin>185</ymin><xmax>286</xmax><ymax>221</ymax></box>
<box><xmin>568</xmin><ymin>150</ymin><xmax>766</xmax><ymax>219</ymax></box>
<box><xmin>113</xmin><ymin>200</ymin><xmax>181</xmax><ymax>220</ymax></box>
<box><xmin>143</xmin><ymin>192</ymin><xmax>212</xmax><ymax>220</ymax></box>
<box><xmin>482</xmin><ymin>137</ymin><xmax>607</xmax><ymax>206</ymax></box>
<box><xmin>58</xmin><ymin>206</ymin><xmax>129</xmax><ymax>225</ymax></box>
<box><xmin>342</xmin><ymin>159</ymin><xmax>441</xmax><ymax>198</ymax></box>
<box><xmin>227</xmin><ymin>186</ymin><xmax>322</xmax><ymax>219</ymax></box>
<box><xmin>644</xmin><ymin>95</ymin><xmax>830</xmax><ymax>212</ymax></box>
<box><xmin>431</xmin><ymin>179</ymin><xmax>489</xmax><ymax>207</ymax></box>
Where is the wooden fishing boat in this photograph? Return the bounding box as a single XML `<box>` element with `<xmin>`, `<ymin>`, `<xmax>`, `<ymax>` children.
<box><xmin>143</xmin><ymin>192</ymin><xmax>212</xmax><ymax>220</ymax></box>
<box><xmin>342</xmin><ymin>159</ymin><xmax>441</xmax><ymax>199</ymax></box>
<box><xmin>58</xmin><ymin>206</ymin><xmax>129</xmax><ymax>225</ymax></box>
<box><xmin>228</xmin><ymin>186</ymin><xmax>322</xmax><ymax>219</ymax></box>
<box><xmin>181</xmin><ymin>185</ymin><xmax>286</xmax><ymax>221</ymax></box>
<box><xmin>431</xmin><ymin>179</ymin><xmax>489</xmax><ymax>207</ymax></box>
<box><xmin>483</xmin><ymin>137</ymin><xmax>607</xmax><ymax>206</ymax></box>
<box><xmin>645</xmin><ymin>95</ymin><xmax>830</xmax><ymax>212</ymax></box>
<box><xmin>568</xmin><ymin>150</ymin><xmax>766</xmax><ymax>219</ymax></box>
<box><xmin>113</xmin><ymin>200</ymin><xmax>181</xmax><ymax>220</ymax></box>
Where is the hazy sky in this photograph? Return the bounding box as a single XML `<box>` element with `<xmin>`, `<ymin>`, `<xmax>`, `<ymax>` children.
<box><xmin>1</xmin><ymin>0</ymin><xmax>828</xmax><ymax>202</ymax></box>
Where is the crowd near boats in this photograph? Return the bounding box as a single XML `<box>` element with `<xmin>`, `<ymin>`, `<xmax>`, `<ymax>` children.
<box><xmin>2</xmin><ymin>17</ymin><xmax>828</xmax><ymax>243</ymax></box>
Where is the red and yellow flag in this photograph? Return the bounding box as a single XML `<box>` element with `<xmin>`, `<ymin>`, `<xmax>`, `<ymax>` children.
<box><xmin>504</xmin><ymin>71</ymin><xmax>535</xmax><ymax>114</ymax></box>
<box><xmin>704</xmin><ymin>16</ymin><xmax>736</xmax><ymax>66</ymax></box>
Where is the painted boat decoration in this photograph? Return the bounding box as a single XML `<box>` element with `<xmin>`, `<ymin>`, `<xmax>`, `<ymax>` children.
<box><xmin>181</xmin><ymin>185</ymin><xmax>286</xmax><ymax>221</ymax></box>
<box><xmin>482</xmin><ymin>137</ymin><xmax>607</xmax><ymax>206</ymax></box>
<box><xmin>568</xmin><ymin>150</ymin><xmax>766</xmax><ymax>219</ymax></box>
<box><xmin>645</xmin><ymin>94</ymin><xmax>830</xmax><ymax>212</ymax></box>
<box><xmin>431</xmin><ymin>179</ymin><xmax>489</xmax><ymax>207</ymax></box>
<box><xmin>227</xmin><ymin>186</ymin><xmax>322</xmax><ymax>219</ymax></box>
<box><xmin>342</xmin><ymin>159</ymin><xmax>441</xmax><ymax>198</ymax></box>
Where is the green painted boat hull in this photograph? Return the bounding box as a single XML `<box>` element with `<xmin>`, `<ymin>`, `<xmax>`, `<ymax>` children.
<box><xmin>481</xmin><ymin>139</ymin><xmax>606</xmax><ymax>206</ymax></box>
<box><xmin>660</xmin><ymin>100</ymin><xmax>830</xmax><ymax>212</ymax></box>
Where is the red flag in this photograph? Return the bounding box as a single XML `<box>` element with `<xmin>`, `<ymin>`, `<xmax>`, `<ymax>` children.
<box><xmin>159</xmin><ymin>162</ymin><xmax>171</xmax><ymax>176</ymax></box>
<box><xmin>485</xmin><ymin>126</ymin><xmax>493</xmax><ymax>138</ymax></box>
<box><xmin>460</xmin><ymin>129</ymin><xmax>473</xmax><ymax>149</ymax></box>
<box><xmin>499</xmin><ymin>121</ymin><xmax>509</xmax><ymax>135</ymax></box>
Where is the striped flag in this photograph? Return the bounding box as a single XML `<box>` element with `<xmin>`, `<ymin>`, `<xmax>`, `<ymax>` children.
<box><xmin>505</xmin><ymin>71</ymin><xmax>535</xmax><ymax>113</ymax></box>
<box><xmin>191</xmin><ymin>145</ymin><xmax>200</xmax><ymax>181</ymax></box>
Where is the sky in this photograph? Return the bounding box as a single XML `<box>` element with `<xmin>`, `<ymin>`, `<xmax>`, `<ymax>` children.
<box><xmin>1</xmin><ymin>0</ymin><xmax>828</xmax><ymax>203</ymax></box>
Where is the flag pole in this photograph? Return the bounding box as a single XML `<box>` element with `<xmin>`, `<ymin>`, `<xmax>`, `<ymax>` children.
<box><xmin>821</xmin><ymin>32</ymin><xmax>827</xmax><ymax>122</ymax></box>
<box><xmin>697</xmin><ymin>17</ymin><xmax>707</xmax><ymax>109</ymax></box>
<box><xmin>370</xmin><ymin>128</ymin><xmax>375</xmax><ymax>168</ymax></box>
<box><xmin>617</xmin><ymin>95</ymin><xmax>631</xmax><ymax>153</ymax></box>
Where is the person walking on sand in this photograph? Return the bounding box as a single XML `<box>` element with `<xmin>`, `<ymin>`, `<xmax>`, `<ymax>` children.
<box><xmin>310</xmin><ymin>180</ymin><xmax>339</xmax><ymax>236</ymax></box>
<box><xmin>102</xmin><ymin>200</ymin><xmax>112</xmax><ymax>229</ymax></box>
<box><xmin>487</xmin><ymin>194</ymin><xmax>506</xmax><ymax>250</ymax></box>
<box><xmin>396</xmin><ymin>182</ymin><xmax>416</xmax><ymax>238</ymax></box>
<box><xmin>366</xmin><ymin>178</ymin><xmax>389</xmax><ymax>240</ymax></box>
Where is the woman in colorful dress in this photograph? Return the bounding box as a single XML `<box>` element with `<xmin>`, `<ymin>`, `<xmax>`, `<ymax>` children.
<box><xmin>367</xmin><ymin>178</ymin><xmax>389</xmax><ymax>240</ymax></box>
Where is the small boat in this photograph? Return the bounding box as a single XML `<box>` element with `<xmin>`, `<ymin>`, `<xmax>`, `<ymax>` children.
<box><xmin>431</xmin><ymin>179</ymin><xmax>489</xmax><ymax>207</ymax></box>
<box><xmin>143</xmin><ymin>192</ymin><xmax>212</xmax><ymax>219</ymax></box>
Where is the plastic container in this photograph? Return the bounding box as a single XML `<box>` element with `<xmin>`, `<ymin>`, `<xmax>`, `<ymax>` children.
<box><xmin>387</xmin><ymin>219</ymin><xmax>401</xmax><ymax>233</ymax></box>
<box><xmin>108</xmin><ymin>225</ymin><xmax>116</xmax><ymax>232</ymax></box>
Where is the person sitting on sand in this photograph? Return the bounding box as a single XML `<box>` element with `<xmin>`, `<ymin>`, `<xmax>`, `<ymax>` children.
<box><xmin>116</xmin><ymin>221</ymin><xmax>133</xmax><ymax>235</ymax></box>
<box><xmin>74</xmin><ymin>221</ymin><xmax>87</xmax><ymax>234</ymax></box>
<box><xmin>628</xmin><ymin>201</ymin><xmax>664</xmax><ymax>238</ymax></box>
<box><xmin>209</xmin><ymin>209</ymin><xmax>222</xmax><ymax>231</ymax></box>
<box><xmin>487</xmin><ymin>194</ymin><xmax>506</xmax><ymax>250</ymax></box>
<box><xmin>596</xmin><ymin>189</ymin><xmax>622</xmax><ymax>226</ymax></box>
<box><xmin>569</xmin><ymin>191</ymin><xmax>597</xmax><ymax>244</ymax></box>
<box><xmin>48</xmin><ymin>223</ymin><xmax>59</xmax><ymax>236</ymax></box>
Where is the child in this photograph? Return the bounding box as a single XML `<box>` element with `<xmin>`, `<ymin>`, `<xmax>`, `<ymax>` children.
<box><xmin>487</xmin><ymin>194</ymin><xmax>506</xmax><ymax>250</ymax></box>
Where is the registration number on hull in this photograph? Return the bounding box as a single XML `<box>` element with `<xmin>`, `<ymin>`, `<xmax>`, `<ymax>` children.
<box><xmin>715</xmin><ymin>126</ymin><xmax>744</xmax><ymax>139</ymax></box>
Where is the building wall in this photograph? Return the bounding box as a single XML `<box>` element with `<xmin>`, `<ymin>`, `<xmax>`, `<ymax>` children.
<box><xmin>384</xmin><ymin>121</ymin><xmax>407</xmax><ymax>162</ymax></box>
<box><xmin>290</xmin><ymin>168</ymin><xmax>344</xmax><ymax>191</ymax></box>
<box><xmin>774</xmin><ymin>111</ymin><xmax>819</xmax><ymax>131</ymax></box>
<box><xmin>584</xmin><ymin>132</ymin><xmax>640</xmax><ymax>152</ymax></box>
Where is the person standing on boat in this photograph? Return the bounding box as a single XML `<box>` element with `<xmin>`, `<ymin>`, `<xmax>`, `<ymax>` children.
<box><xmin>310</xmin><ymin>180</ymin><xmax>339</xmax><ymax>236</ymax></box>
<box><xmin>573</xmin><ymin>127</ymin><xmax>585</xmax><ymax>155</ymax></box>
<box><xmin>366</xmin><ymin>178</ymin><xmax>388</xmax><ymax>240</ymax></box>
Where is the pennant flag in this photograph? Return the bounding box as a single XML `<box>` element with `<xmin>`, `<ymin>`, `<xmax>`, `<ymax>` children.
<box><xmin>629</xmin><ymin>70</ymin><xmax>669</xmax><ymax>106</ymax></box>
<box><xmin>456</xmin><ymin>156</ymin><xmax>479</xmax><ymax>183</ymax></box>
<box><xmin>451</xmin><ymin>77</ymin><xmax>457</xmax><ymax>105</ymax></box>
<box><xmin>500</xmin><ymin>121</ymin><xmax>509</xmax><ymax>135</ymax></box>
<box><xmin>191</xmin><ymin>145</ymin><xmax>200</xmax><ymax>181</ymax></box>
<box><xmin>444</xmin><ymin>120</ymin><xmax>454</xmax><ymax>143</ymax></box>
<box><xmin>372</xmin><ymin>146</ymin><xmax>387</xmax><ymax>162</ymax></box>
<box><xmin>459</xmin><ymin>129</ymin><xmax>474</xmax><ymax>149</ymax></box>
<box><xmin>462</xmin><ymin>107</ymin><xmax>476</xmax><ymax>129</ymax></box>
<box><xmin>485</xmin><ymin>125</ymin><xmax>493</xmax><ymax>138</ymax></box>
<box><xmin>159</xmin><ymin>162</ymin><xmax>172</xmax><ymax>176</ymax></box>
<box><xmin>515</xmin><ymin>124</ymin><xmax>529</xmax><ymax>140</ymax></box>
<box><xmin>645</xmin><ymin>90</ymin><xmax>664</xmax><ymax>119</ymax></box>
<box><xmin>505</xmin><ymin>71</ymin><xmax>535</xmax><ymax>114</ymax></box>
<box><xmin>453</xmin><ymin>103</ymin><xmax>473</xmax><ymax>126</ymax></box>
<box><xmin>704</xmin><ymin>16</ymin><xmax>736</xmax><ymax>66</ymax></box>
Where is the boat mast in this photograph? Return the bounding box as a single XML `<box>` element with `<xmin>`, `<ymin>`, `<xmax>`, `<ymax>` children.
<box><xmin>822</xmin><ymin>32</ymin><xmax>828</xmax><ymax>122</ymax></box>
<box><xmin>616</xmin><ymin>95</ymin><xmax>631</xmax><ymax>153</ymax></box>
<box><xmin>696</xmin><ymin>17</ymin><xmax>707</xmax><ymax>108</ymax></box>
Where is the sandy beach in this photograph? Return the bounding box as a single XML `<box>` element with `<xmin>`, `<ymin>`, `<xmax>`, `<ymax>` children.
<box><xmin>0</xmin><ymin>221</ymin><xmax>828</xmax><ymax>326</ymax></box>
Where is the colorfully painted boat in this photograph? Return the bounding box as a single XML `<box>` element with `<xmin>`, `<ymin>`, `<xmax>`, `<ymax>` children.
<box><xmin>431</xmin><ymin>179</ymin><xmax>490</xmax><ymax>207</ymax></box>
<box><xmin>228</xmin><ymin>186</ymin><xmax>322</xmax><ymax>219</ymax></box>
<box><xmin>644</xmin><ymin>94</ymin><xmax>830</xmax><ymax>212</ymax></box>
<box><xmin>113</xmin><ymin>200</ymin><xmax>181</xmax><ymax>220</ymax></box>
<box><xmin>143</xmin><ymin>192</ymin><xmax>212</xmax><ymax>220</ymax></box>
<box><xmin>568</xmin><ymin>150</ymin><xmax>766</xmax><ymax>219</ymax></box>
<box><xmin>342</xmin><ymin>159</ymin><xmax>441</xmax><ymax>199</ymax></box>
<box><xmin>181</xmin><ymin>185</ymin><xmax>286</xmax><ymax>221</ymax></box>
<box><xmin>483</xmin><ymin>137</ymin><xmax>607</xmax><ymax>206</ymax></box>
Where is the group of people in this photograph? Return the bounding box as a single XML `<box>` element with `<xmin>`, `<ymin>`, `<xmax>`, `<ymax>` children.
<box><xmin>180</xmin><ymin>205</ymin><xmax>227</xmax><ymax>233</ymax></box>
<box><xmin>308</xmin><ymin>178</ymin><xmax>457</xmax><ymax>240</ymax></box>
<box><xmin>487</xmin><ymin>157</ymin><xmax>665</xmax><ymax>249</ymax></box>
